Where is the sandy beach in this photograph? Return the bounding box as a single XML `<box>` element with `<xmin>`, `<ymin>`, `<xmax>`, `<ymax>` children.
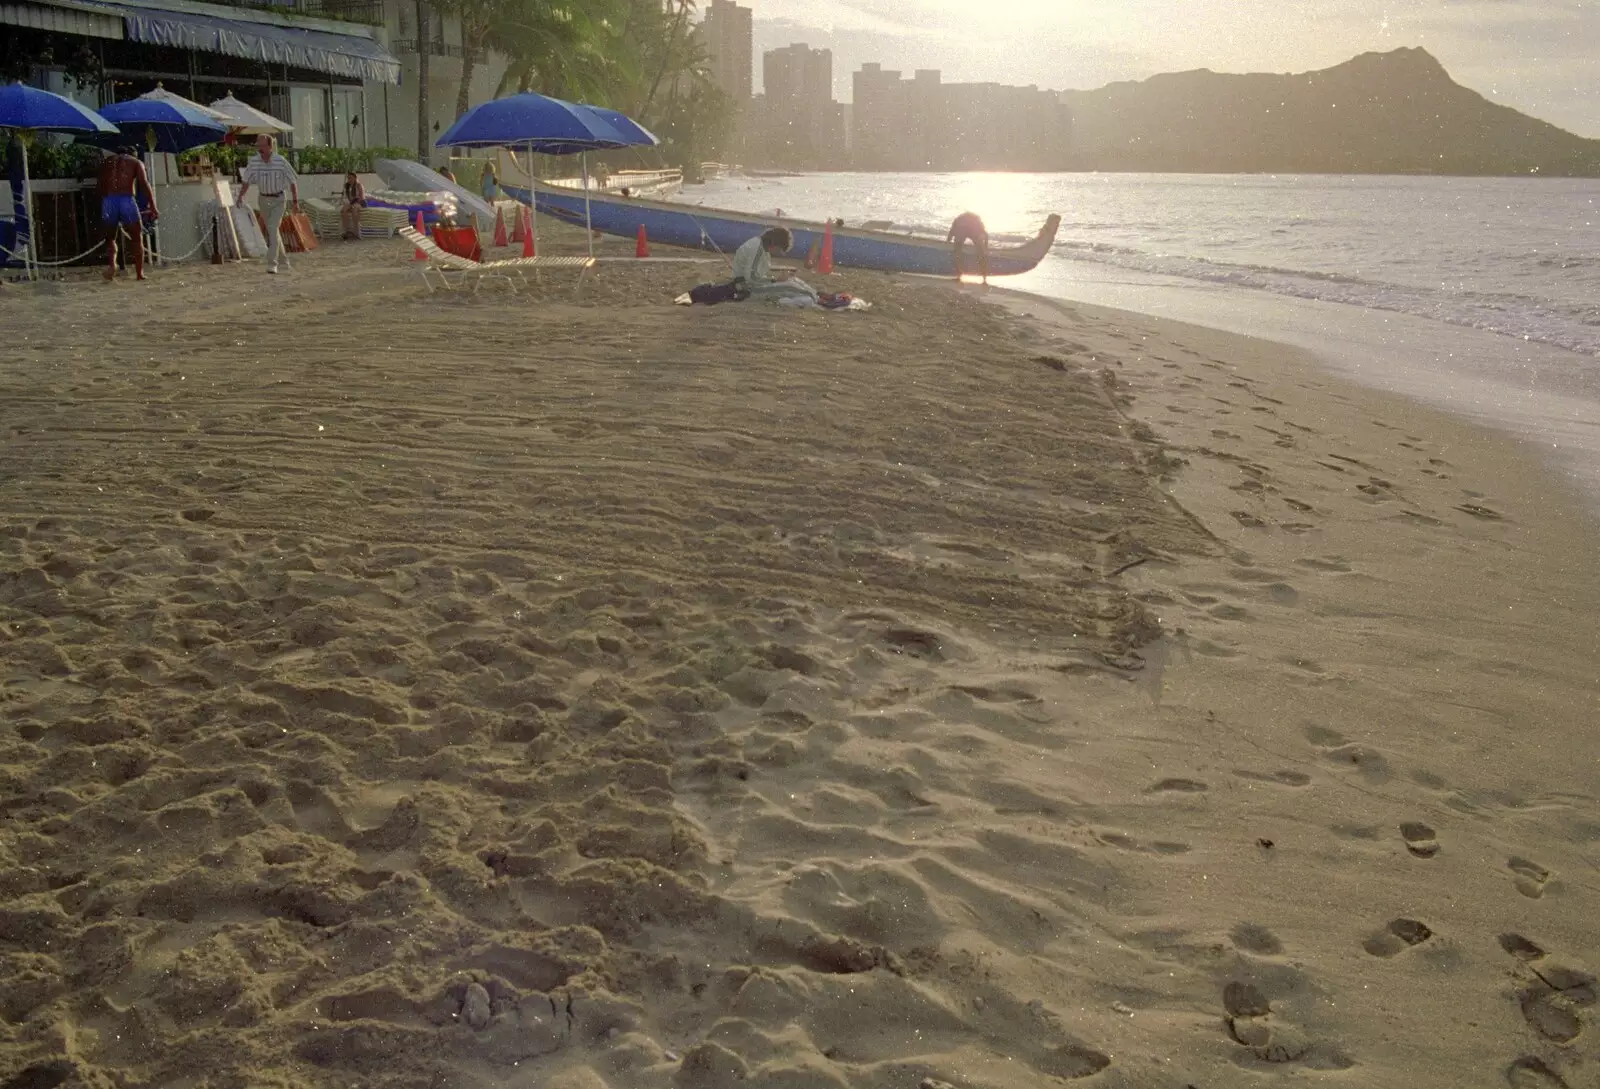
<box><xmin>1</xmin><ymin>229</ymin><xmax>1595</xmax><ymax>1089</ymax></box>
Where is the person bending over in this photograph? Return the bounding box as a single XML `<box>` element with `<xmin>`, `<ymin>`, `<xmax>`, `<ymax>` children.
<box><xmin>731</xmin><ymin>227</ymin><xmax>818</xmax><ymax>304</ymax></box>
<box><xmin>99</xmin><ymin>146</ymin><xmax>158</xmax><ymax>282</ymax></box>
<box><xmin>947</xmin><ymin>210</ymin><xmax>989</xmax><ymax>285</ymax></box>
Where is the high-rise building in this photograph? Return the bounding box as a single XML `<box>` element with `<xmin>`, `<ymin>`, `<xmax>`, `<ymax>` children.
<box><xmin>852</xmin><ymin>63</ymin><xmax>907</xmax><ymax>170</ymax></box>
<box><xmin>762</xmin><ymin>43</ymin><xmax>837</xmax><ymax>165</ymax></box>
<box><xmin>851</xmin><ymin>62</ymin><xmax>1072</xmax><ymax>170</ymax></box>
<box><xmin>701</xmin><ymin>0</ymin><xmax>753</xmax><ymax>102</ymax></box>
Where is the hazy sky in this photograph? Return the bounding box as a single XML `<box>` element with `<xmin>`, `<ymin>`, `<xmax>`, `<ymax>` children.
<box><xmin>738</xmin><ymin>0</ymin><xmax>1600</xmax><ymax>137</ymax></box>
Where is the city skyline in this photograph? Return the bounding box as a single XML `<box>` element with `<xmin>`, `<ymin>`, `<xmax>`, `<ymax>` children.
<box><xmin>729</xmin><ymin>0</ymin><xmax>1599</xmax><ymax>138</ymax></box>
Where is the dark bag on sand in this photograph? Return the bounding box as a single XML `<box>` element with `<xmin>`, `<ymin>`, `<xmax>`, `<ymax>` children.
<box><xmin>688</xmin><ymin>280</ymin><xmax>749</xmax><ymax>305</ymax></box>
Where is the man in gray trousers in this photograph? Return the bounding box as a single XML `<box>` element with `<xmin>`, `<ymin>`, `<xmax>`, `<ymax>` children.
<box><xmin>236</xmin><ymin>134</ymin><xmax>301</xmax><ymax>274</ymax></box>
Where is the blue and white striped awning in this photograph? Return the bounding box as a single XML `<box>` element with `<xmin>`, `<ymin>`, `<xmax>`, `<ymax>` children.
<box><xmin>76</xmin><ymin>0</ymin><xmax>401</xmax><ymax>84</ymax></box>
<box><xmin>0</xmin><ymin>0</ymin><xmax>123</xmax><ymax>38</ymax></box>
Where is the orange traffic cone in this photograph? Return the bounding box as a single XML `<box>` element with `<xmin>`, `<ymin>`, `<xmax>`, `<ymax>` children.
<box><xmin>522</xmin><ymin>209</ymin><xmax>536</xmax><ymax>258</ymax></box>
<box><xmin>413</xmin><ymin>211</ymin><xmax>427</xmax><ymax>261</ymax></box>
<box><xmin>492</xmin><ymin>206</ymin><xmax>508</xmax><ymax>247</ymax></box>
<box><xmin>819</xmin><ymin>220</ymin><xmax>835</xmax><ymax>275</ymax></box>
<box><xmin>635</xmin><ymin>225</ymin><xmax>650</xmax><ymax>258</ymax></box>
<box><xmin>509</xmin><ymin>204</ymin><xmax>524</xmax><ymax>243</ymax></box>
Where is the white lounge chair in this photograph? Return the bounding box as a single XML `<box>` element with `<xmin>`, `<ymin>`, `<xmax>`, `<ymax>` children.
<box><xmin>305</xmin><ymin>196</ymin><xmax>408</xmax><ymax>240</ymax></box>
<box><xmin>400</xmin><ymin>226</ymin><xmax>596</xmax><ymax>295</ymax></box>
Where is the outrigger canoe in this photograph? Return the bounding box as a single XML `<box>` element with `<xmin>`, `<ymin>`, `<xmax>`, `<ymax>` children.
<box><xmin>500</xmin><ymin>182</ymin><xmax>1061</xmax><ymax>277</ymax></box>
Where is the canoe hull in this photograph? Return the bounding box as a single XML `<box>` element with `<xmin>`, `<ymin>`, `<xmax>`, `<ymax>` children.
<box><xmin>502</xmin><ymin>183</ymin><xmax>1059</xmax><ymax>277</ymax></box>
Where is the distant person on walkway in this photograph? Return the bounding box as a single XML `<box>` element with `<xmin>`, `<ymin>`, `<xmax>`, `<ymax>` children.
<box><xmin>440</xmin><ymin>167</ymin><xmax>457</xmax><ymax>183</ymax></box>
<box><xmin>947</xmin><ymin>211</ymin><xmax>989</xmax><ymax>284</ymax></box>
<box><xmin>339</xmin><ymin>171</ymin><xmax>366</xmax><ymax>240</ymax></box>
<box><xmin>98</xmin><ymin>145</ymin><xmax>158</xmax><ymax>282</ymax></box>
<box><xmin>236</xmin><ymin>135</ymin><xmax>301</xmax><ymax>274</ymax></box>
<box><xmin>731</xmin><ymin>227</ymin><xmax>818</xmax><ymax>304</ymax></box>
<box><xmin>480</xmin><ymin>161</ymin><xmax>498</xmax><ymax>201</ymax></box>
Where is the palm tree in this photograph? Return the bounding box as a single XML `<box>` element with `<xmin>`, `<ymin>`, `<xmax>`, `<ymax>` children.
<box><xmin>637</xmin><ymin>0</ymin><xmax>696</xmax><ymax>122</ymax></box>
<box><xmin>491</xmin><ymin>0</ymin><xmax>614</xmax><ymax>101</ymax></box>
<box><xmin>415</xmin><ymin>0</ymin><xmax>432</xmax><ymax>162</ymax></box>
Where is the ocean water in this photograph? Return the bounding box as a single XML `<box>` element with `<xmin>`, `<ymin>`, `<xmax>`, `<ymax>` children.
<box><xmin>687</xmin><ymin>172</ymin><xmax>1600</xmax><ymax>498</ymax></box>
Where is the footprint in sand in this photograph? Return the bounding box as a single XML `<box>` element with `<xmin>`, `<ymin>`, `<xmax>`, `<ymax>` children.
<box><xmin>1499</xmin><ymin>934</ymin><xmax>1593</xmax><ymax>1046</ymax></box>
<box><xmin>1304</xmin><ymin>725</ymin><xmax>1345</xmax><ymax>747</ymax></box>
<box><xmin>1457</xmin><ymin>503</ymin><xmax>1506</xmax><ymax>521</ymax></box>
<box><xmin>1506</xmin><ymin>1056</ymin><xmax>1571</xmax><ymax>1088</ymax></box>
<box><xmin>880</xmin><ymin>626</ymin><xmax>949</xmax><ymax>661</ymax></box>
<box><xmin>1234</xmin><ymin>769</ymin><xmax>1312</xmax><ymax>787</ymax></box>
<box><xmin>1220</xmin><ymin>983</ymin><xmax>1314</xmax><ymax>1062</ymax></box>
<box><xmin>1099</xmin><ymin>831</ymin><xmax>1192</xmax><ymax>856</ymax></box>
<box><xmin>1318</xmin><ymin>742</ymin><xmax>1391</xmax><ymax>784</ymax></box>
<box><xmin>1223</xmin><ymin>981</ymin><xmax>1271</xmax><ymax>1018</ymax></box>
<box><xmin>1498</xmin><ymin>933</ymin><xmax>1547</xmax><ymax>962</ymax></box>
<box><xmin>946</xmin><ymin>683</ymin><xmax>1040</xmax><ymax>704</ymax></box>
<box><xmin>1400</xmin><ymin>822</ymin><xmax>1440</xmax><ymax>858</ymax></box>
<box><xmin>1231</xmin><ymin>922</ymin><xmax>1284</xmax><ymax>955</ymax></box>
<box><xmin>1146</xmin><ymin>778</ymin><xmax>1209</xmax><ymax>794</ymax></box>
<box><xmin>1519</xmin><ymin>988</ymin><xmax>1583</xmax><ymax>1043</ymax></box>
<box><xmin>1508</xmin><ymin>857</ymin><xmax>1553</xmax><ymax>899</ymax></box>
<box><xmin>1362</xmin><ymin>918</ymin><xmax>1434</xmax><ymax>958</ymax></box>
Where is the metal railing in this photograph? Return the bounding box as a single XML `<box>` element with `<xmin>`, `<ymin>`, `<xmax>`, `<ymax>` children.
<box><xmin>201</xmin><ymin>0</ymin><xmax>385</xmax><ymax>25</ymax></box>
<box><xmin>298</xmin><ymin>0</ymin><xmax>385</xmax><ymax>23</ymax></box>
<box><xmin>390</xmin><ymin>37</ymin><xmax>462</xmax><ymax>57</ymax></box>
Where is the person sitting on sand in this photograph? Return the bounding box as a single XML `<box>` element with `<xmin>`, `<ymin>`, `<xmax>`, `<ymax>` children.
<box><xmin>339</xmin><ymin>171</ymin><xmax>366</xmax><ymax>240</ymax></box>
<box><xmin>99</xmin><ymin>145</ymin><xmax>158</xmax><ymax>282</ymax></box>
<box><xmin>731</xmin><ymin>227</ymin><xmax>818</xmax><ymax>305</ymax></box>
<box><xmin>947</xmin><ymin>210</ymin><xmax>989</xmax><ymax>285</ymax></box>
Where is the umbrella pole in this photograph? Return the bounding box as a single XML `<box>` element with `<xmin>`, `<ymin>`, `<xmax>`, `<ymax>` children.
<box><xmin>527</xmin><ymin>141</ymin><xmax>538</xmax><ymax>260</ymax></box>
<box><xmin>582</xmin><ymin>151</ymin><xmax>593</xmax><ymax>259</ymax></box>
<box><xmin>143</xmin><ymin>150</ymin><xmax>163</xmax><ymax>267</ymax></box>
<box><xmin>20</xmin><ymin>137</ymin><xmax>36</xmax><ymax>281</ymax></box>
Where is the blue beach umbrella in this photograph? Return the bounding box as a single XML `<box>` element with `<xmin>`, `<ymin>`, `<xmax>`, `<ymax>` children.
<box><xmin>567</xmin><ymin>105</ymin><xmax>659</xmax><ymax>241</ymax></box>
<box><xmin>0</xmin><ymin>81</ymin><xmax>116</xmax><ymax>278</ymax></box>
<box><xmin>0</xmin><ymin>80</ymin><xmax>116</xmax><ymax>131</ymax></box>
<box><xmin>562</xmin><ymin>104</ymin><xmax>660</xmax><ymax>246</ymax></box>
<box><xmin>435</xmin><ymin>92</ymin><xmax>630</xmax><ymax>154</ymax></box>
<box><xmin>571</xmin><ymin>104</ymin><xmax>659</xmax><ymax>149</ymax></box>
<box><xmin>92</xmin><ymin>85</ymin><xmax>230</xmax><ymax>154</ymax></box>
<box><xmin>435</xmin><ymin>92</ymin><xmax>640</xmax><ymax>256</ymax></box>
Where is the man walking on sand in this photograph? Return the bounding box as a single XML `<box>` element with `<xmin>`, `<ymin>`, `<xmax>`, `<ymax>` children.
<box><xmin>99</xmin><ymin>145</ymin><xmax>158</xmax><ymax>281</ymax></box>
<box><xmin>236</xmin><ymin>134</ymin><xmax>301</xmax><ymax>274</ymax></box>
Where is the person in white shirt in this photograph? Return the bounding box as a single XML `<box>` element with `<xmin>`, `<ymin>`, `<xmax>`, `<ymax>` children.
<box><xmin>730</xmin><ymin>227</ymin><xmax>817</xmax><ymax>304</ymax></box>
<box><xmin>236</xmin><ymin>134</ymin><xmax>301</xmax><ymax>273</ymax></box>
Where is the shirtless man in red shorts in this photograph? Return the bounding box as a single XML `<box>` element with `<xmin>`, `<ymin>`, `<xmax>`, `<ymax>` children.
<box><xmin>947</xmin><ymin>210</ymin><xmax>989</xmax><ymax>285</ymax></box>
<box><xmin>98</xmin><ymin>146</ymin><xmax>158</xmax><ymax>281</ymax></box>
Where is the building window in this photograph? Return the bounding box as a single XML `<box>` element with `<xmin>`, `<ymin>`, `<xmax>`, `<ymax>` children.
<box><xmin>332</xmin><ymin>87</ymin><xmax>363</xmax><ymax>148</ymax></box>
<box><xmin>290</xmin><ymin>85</ymin><xmax>330</xmax><ymax>147</ymax></box>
